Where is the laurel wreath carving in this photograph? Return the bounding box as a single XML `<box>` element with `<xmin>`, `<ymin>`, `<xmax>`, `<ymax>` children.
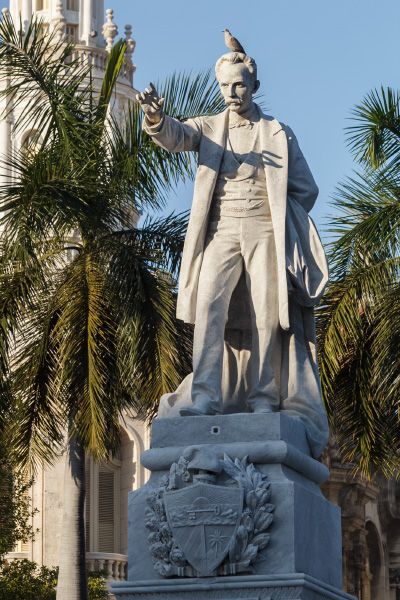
<box><xmin>220</xmin><ymin>454</ymin><xmax>274</xmax><ymax>574</ymax></box>
<box><xmin>145</xmin><ymin>453</ymin><xmax>274</xmax><ymax>578</ymax></box>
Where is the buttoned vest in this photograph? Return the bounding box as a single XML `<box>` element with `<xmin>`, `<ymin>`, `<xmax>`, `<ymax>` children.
<box><xmin>211</xmin><ymin>122</ymin><xmax>270</xmax><ymax>219</ymax></box>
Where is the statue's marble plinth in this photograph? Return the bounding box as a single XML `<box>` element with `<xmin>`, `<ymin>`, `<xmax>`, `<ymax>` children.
<box><xmin>112</xmin><ymin>414</ymin><xmax>355</xmax><ymax>600</ymax></box>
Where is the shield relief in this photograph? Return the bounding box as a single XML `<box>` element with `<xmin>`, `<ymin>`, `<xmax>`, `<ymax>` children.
<box><xmin>164</xmin><ymin>482</ymin><xmax>243</xmax><ymax>576</ymax></box>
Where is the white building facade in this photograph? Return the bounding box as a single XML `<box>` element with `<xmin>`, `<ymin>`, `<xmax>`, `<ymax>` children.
<box><xmin>0</xmin><ymin>0</ymin><xmax>137</xmax><ymax>187</ymax></box>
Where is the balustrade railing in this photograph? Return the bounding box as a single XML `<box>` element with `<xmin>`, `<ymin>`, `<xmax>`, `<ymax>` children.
<box><xmin>6</xmin><ymin>550</ymin><xmax>127</xmax><ymax>581</ymax></box>
<box><xmin>71</xmin><ymin>46</ymin><xmax>135</xmax><ymax>85</ymax></box>
<box><xmin>86</xmin><ymin>552</ymin><xmax>127</xmax><ymax>581</ymax></box>
<box><xmin>4</xmin><ymin>551</ymin><xmax>29</xmax><ymax>562</ymax></box>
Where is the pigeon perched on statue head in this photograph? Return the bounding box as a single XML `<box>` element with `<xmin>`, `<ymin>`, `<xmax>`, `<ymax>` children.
<box><xmin>223</xmin><ymin>29</ymin><xmax>246</xmax><ymax>54</ymax></box>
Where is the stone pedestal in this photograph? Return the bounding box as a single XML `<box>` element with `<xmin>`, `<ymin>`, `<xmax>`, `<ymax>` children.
<box><xmin>112</xmin><ymin>414</ymin><xmax>355</xmax><ymax>600</ymax></box>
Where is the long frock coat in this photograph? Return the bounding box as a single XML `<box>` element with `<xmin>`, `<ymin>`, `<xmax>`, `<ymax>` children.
<box><xmin>144</xmin><ymin>106</ymin><xmax>324</xmax><ymax>331</ymax></box>
<box><xmin>144</xmin><ymin>106</ymin><xmax>330</xmax><ymax>458</ymax></box>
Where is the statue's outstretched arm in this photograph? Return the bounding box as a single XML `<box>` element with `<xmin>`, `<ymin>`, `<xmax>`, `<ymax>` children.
<box><xmin>137</xmin><ymin>82</ymin><xmax>202</xmax><ymax>153</ymax></box>
<box><xmin>143</xmin><ymin>114</ymin><xmax>202</xmax><ymax>154</ymax></box>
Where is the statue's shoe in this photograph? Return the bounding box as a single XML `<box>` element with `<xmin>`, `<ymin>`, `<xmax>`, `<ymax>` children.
<box><xmin>179</xmin><ymin>401</ymin><xmax>221</xmax><ymax>417</ymax></box>
<box><xmin>249</xmin><ymin>401</ymin><xmax>274</xmax><ymax>414</ymax></box>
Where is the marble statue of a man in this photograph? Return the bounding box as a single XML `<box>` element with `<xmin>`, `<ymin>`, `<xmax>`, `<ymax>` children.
<box><xmin>137</xmin><ymin>51</ymin><xmax>329</xmax><ymax>457</ymax></box>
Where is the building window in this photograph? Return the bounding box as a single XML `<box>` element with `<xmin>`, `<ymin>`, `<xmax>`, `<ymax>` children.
<box><xmin>66</xmin><ymin>0</ymin><xmax>79</xmax><ymax>10</ymax></box>
<box><xmin>15</xmin><ymin>539</ymin><xmax>30</xmax><ymax>553</ymax></box>
<box><xmin>98</xmin><ymin>468</ymin><xmax>116</xmax><ymax>553</ymax></box>
<box><xmin>85</xmin><ymin>457</ymin><xmax>121</xmax><ymax>554</ymax></box>
<box><xmin>85</xmin><ymin>429</ymin><xmax>137</xmax><ymax>556</ymax></box>
<box><xmin>66</xmin><ymin>25</ymin><xmax>78</xmax><ymax>44</ymax></box>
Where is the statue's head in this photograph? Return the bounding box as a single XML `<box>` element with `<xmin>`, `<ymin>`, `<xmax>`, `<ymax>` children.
<box><xmin>215</xmin><ymin>52</ymin><xmax>260</xmax><ymax>114</ymax></box>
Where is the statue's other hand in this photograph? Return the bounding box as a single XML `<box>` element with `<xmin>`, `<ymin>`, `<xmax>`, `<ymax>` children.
<box><xmin>136</xmin><ymin>82</ymin><xmax>165</xmax><ymax>125</ymax></box>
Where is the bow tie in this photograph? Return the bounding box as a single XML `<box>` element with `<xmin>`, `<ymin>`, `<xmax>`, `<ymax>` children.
<box><xmin>228</xmin><ymin>121</ymin><xmax>254</xmax><ymax>130</ymax></box>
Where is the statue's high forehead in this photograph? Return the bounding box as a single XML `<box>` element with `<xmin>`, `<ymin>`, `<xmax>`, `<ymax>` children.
<box><xmin>217</xmin><ymin>62</ymin><xmax>252</xmax><ymax>84</ymax></box>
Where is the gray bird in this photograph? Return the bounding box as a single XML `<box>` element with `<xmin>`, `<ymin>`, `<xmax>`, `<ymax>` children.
<box><xmin>223</xmin><ymin>28</ymin><xmax>246</xmax><ymax>54</ymax></box>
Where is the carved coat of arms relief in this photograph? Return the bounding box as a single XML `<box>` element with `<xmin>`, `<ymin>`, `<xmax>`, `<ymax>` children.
<box><xmin>145</xmin><ymin>451</ymin><xmax>275</xmax><ymax>578</ymax></box>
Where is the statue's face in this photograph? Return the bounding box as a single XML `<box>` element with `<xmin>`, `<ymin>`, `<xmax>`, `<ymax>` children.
<box><xmin>217</xmin><ymin>62</ymin><xmax>256</xmax><ymax>114</ymax></box>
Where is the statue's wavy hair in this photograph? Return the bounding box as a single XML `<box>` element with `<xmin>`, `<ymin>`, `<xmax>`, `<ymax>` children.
<box><xmin>215</xmin><ymin>52</ymin><xmax>258</xmax><ymax>83</ymax></box>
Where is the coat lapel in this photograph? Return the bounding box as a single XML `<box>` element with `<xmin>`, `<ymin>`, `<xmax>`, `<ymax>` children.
<box><xmin>188</xmin><ymin>109</ymin><xmax>228</xmax><ymax>223</ymax></box>
<box><xmin>177</xmin><ymin>109</ymin><xmax>228</xmax><ymax>322</ymax></box>
<box><xmin>200</xmin><ymin>109</ymin><xmax>228</xmax><ymax>183</ymax></box>
<box><xmin>258</xmin><ymin>114</ymin><xmax>287</xmax><ymax>198</ymax></box>
<box><xmin>259</xmin><ymin>111</ymin><xmax>290</xmax><ymax>330</ymax></box>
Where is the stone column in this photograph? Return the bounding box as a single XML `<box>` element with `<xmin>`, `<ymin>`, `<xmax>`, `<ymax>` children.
<box><xmin>0</xmin><ymin>9</ymin><xmax>11</xmax><ymax>233</ymax></box>
<box><xmin>51</xmin><ymin>0</ymin><xmax>66</xmax><ymax>42</ymax></box>
<box><xmin>81</xmin><ymin>0</ymin><xmax>94</xmax><ymax>45</ymax></box>
<box><xmin>21</xmin><ymin>0</ymin><xmax>32</xmax><ymax>30</ymax></box>
<box><xmin>0</xmin><ymin>30</ymin><xmax>12</xmax><ymax>210</ymax></box>
<box><xmin>0</xmin><ymin>105</ymin><xmax>11</xmax><ymax>235</ymax></box>
<box><xmin>9</xmin><ymin>0</ymin><xmax>18</xmax><ymax>24</ymax></box>
<box><xmin>78</xmin><ymin>0</ymin><xmax>84</xmax><ymax>40</ymax></box>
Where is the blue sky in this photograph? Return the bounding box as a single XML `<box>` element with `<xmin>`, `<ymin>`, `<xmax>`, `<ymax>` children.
<box><xmin>3</xmin><ymin>0</ymin><xmax>400</xmax><ymax>235</ymax></box>
<box><xmin>107</xmin><ymin>0</ymin><xmax>400</xmax><ymax>235</ymax></box>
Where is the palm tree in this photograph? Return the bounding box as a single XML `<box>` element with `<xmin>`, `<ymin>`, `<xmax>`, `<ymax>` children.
<box><xmin>317</xmin><ymin>87</ymin><xmax>400</xmax><ymax>478</ymax></box>
<box><xmin>0</xmin><ymin>14</ymin><xmax>224</xmax><ymax>600</ymax></box>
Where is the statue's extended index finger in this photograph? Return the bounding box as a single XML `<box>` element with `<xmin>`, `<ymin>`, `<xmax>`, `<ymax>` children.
<box><xmin>148</xmin><ymin>82</ymin><xmax>157</xmax><ymax>94</ymax></box>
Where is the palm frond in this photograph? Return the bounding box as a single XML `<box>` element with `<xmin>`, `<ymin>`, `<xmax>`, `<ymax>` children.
<box><xmin>346</xmin><ymin>87</ymin><xmax>400</xmax><ymax>171</ymax></box>
<box><xmin>136</xmin><ymin>212</ymin><xmax>188</xmax><ymax>277</ymax></box>
<box><xmin>0</xmin><ymin>234</ymin><xmax>73</xmax><ymax>469</ymax></box>
<box><xmin>159</xmin><ymin>70</ymin><xmax>225</xmax><ymax>121</ymax></box>
<box><xmin>107</xmin><ymin>212</ymin><xmax>188</xmax><ymax>279</ymax></box>
<box><xmin>320</xmin><ymin>90</ymin><xmax>400</xmax><ymax>477</ymax></box>
<box><xmin>372</xmin><ymin>283</ymin><xmax>400</xmax><ymax>405</ymax></box>
<box><xmin>51</xmin><ymin>251</ymin><xmax>122</xmax><ymax>457</ymax></box>
<box><xmin>9</xmin><ymin>290</ymin><xmax>65</xmax><ymax>471</ymax></box>
<box><xmin>317</xmin><ymin>255</ymin><xmax>400</xmax><ymax>477</ymax></box>
<box><xmin>0</xmin><ymin>145</ymin><xmax>89</xmax><ymax>244</ymax></box>
<box><xmin>318</xmin><ymin>291</ymin><xmax>400</xmax><ymax>477</ymax></box>
<box><xmin>96</xmin><ymin>39</ymin><xmax>126</xmax><ymax>124</ymax></box>
<box><xmin>328</xmin><ymin>169</ymin><xmax>400</xmax><ymax>280</ymax></box>
<box><xmin>0</xmin><ymin>13</ymin><xmax>90</xmax><ymax>144</ymax></box>
<box><xmin>116</xmin><ymin>268</ymin><xmax>192</xmax><ymax>420</ymax></box>
<box><xmin>95</xmin><ymin>219</ymin><xmax>192</xmax><ymax>418</ymax></box>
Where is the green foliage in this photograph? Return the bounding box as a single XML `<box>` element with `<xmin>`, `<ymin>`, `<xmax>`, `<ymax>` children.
<box><xmin>0</xmin><ymin>14</ymin><xmax>223</xmax><ymax>470</ymax></box>
<box><xmin>159</xmin><ymin>70</ymin><xmax>225</xmax><ymax>121</ymax></box>
<box><xmin>0</xmin><ymin>12</ymin><xmax>89</xmax><ymax>144</ymax></box>
<box><xmin>0</xmin><ymin>560</ymin><xmax>57</xmax><ymax>600</ymax></box>
<box><xmin>87</xmin><ymin>572</ymin><xmax>109</xmax><ymax>600</ymax></box>
<box><xmin>347</xmin><ymin>87</ymin><xmax>400</xmax><ymax>173</ymax></box>
<box><xmin>0</xmin><ymin>439</ymin><xmax>36</xmax><ymax>559</ymax></box>
<box><xmin>0</xmin><ymin>562</ymin><xmax>109</xmax><ymax>600</ymax></box>
<box><xmin>318</xmin><ymin>87</ymin><xmax>400</xmax><ymax>477</ymax></box>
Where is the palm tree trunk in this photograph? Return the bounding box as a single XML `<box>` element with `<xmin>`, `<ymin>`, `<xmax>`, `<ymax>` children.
<box><xmin>56</xmin><ymin>435</ymin><xmax>88</xmax><ymax>600</ymax></box>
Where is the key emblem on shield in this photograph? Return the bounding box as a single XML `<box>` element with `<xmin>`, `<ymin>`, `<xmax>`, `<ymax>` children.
<box><xmin>164</xmin><ymin>482</ymin><xmax>243</xmax><ymax>576</ymax></box>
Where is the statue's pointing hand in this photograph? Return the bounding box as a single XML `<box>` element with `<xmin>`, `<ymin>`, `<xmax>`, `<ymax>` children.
<box><xmin>136</xmin><ymin>83</ymin><xmax>164</xmax><ymax>126</ymax></box>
